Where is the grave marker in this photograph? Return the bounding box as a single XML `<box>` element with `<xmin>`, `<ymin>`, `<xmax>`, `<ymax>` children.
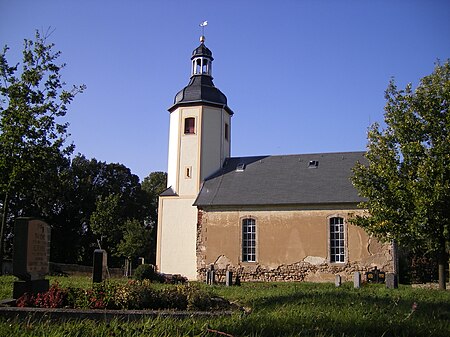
<box><xmin>335</xmin><ymin>275</ymin><xmax>342</xmax><ymax>287</ymax></box>
<box><xmin>12</xmin><ymin>218</ymin><xmax>51</xmax><ymax>298</ymax></box>
<box><xmin>353</xmin><ymin>272</ymin><xmax>361</xmax><ymax>288</ymax></box>
<box><xmin>386</xmin><ymin>273</ymin><xmax>398</xmax><ymax>289</ymax></box>
<box><xmin>226</xmin><ymin>270</ymin><xmax>233</xmax><ymax>286</ymax></box>
<box><xmin>93</xmin><ymin>249</ymin><xmax>107</xmax><ymax>283</ymax></box>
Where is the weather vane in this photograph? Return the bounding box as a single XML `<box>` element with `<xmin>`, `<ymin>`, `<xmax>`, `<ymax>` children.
<box><xmin>199</xmin><ymin>20</ymin><xmax>208</xmax><ymax>43</ymax></box>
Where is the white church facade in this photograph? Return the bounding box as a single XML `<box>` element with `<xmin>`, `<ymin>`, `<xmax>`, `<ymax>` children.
<box><xmin>156</xmin><ymin>37</ymin><xmax>394</xmax><ymax>282</ymax></box>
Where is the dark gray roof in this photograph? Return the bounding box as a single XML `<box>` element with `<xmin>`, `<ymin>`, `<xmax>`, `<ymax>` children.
<box><xmin>191</xmin><ymin>43</ymin><xmax>213</xmax><ymax>59</ymax></box>
<box><xmin>160</xmin><ymin>186</ymin><xmax>177</xmax><ymax>197</ymax></box>
<box><xmin>194</xmin><ymin>151</ymin><xmax>366</xmax><ymax>207</ymax></box>
<box><xmin>170</xmin><ymin>75</ymin><xmax>232</xmax><ymax>114</ymax></box>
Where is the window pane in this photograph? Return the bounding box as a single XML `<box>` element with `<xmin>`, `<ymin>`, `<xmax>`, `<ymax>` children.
<box><xmin>184</xmin><ymin>118</ymin><xmax>195</xmax><ymax>134</ymax></box>
<box><xmin>243</xmin><ymin>218</ymin><xmax>256</xmax><ymax>262</ymax></box>
<box><xmin>330</xmin><ymin>217</ymin><xmax>345</xmax><ymax>263</ymax></box>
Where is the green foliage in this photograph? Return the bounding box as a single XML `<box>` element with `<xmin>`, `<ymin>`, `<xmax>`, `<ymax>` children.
<box><xmin>0</xmin><ymin>31</ymin><xmax>163</xmax><ymax>267</ymax></box>
<box><xmin>141</xmin><ymin>171</ymin><xmax>167</xmax><ymax>264</ymax></box>
<box><xmin>141</xmin><ymin>171</ymin><xmax>167</xmax><ymax>227</ymax></box>
<box><xmin>134</xmin><ymin>263</ymin><xmax>158</xmax><ymax>281</ymax></box>
<box><xmin>13</xmin><ymin>279</ymin><xmax>222</xmax><ymax>312</ymax></box>
<box><xmin>351</xmin><ymin>60</ymin><xmax>450</xmax><ymax>288</ymax></box>
<box><xmin>0</xmin><ymin>30</ymin><xmax>84</xmax><ymax>262</ymax></box>
<box><xmin>116</xmin><ymin>219</ymin><xmax>152</xmax><ymax>260</ymax></box>
<box><xmin>48</xmin><ymin>155</ymin><xmax>155</xmax><ymax>266</ymax></box>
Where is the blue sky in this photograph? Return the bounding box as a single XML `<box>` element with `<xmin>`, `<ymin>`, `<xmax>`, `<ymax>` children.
<box><xmin>1</xmin><ymin>0</ymin><xmax>449</xmax><ymax>181</ymax></box>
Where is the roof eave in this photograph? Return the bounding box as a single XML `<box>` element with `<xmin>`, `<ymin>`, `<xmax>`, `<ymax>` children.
<box><xmin>194</xmin><ymin>201</ymin><xmax>363</xmax><ymax>208</ymax></box>
<box><xmin>168</xmin><ymin>100</ymin><xmax>234</xmax><ymax>115</ymax></box>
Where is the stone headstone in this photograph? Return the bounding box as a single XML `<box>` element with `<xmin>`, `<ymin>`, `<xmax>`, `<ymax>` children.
<box><xmin>335</xmin><ymin>275</ymin><xmax>342</xmax><ymax>287</ymax></box>
<box><xmin>13</xmin><ymin>218</ymin><xmax>51</xmax><ymax>281</ymax></box>
<box><xmin>235</xmin><ymin>274</ymin><xmax>241</xmax><ymax>286</ymax></box>
<box><xmin>12</xmin><ymin>218</ymin><xmax>51</xmax><ymax>298</ymax></box>
<box><xmin>210</xmin><ymin>270</ymin><xmax>215</xmax><ymax>284</ymax></box>
<box><xmin>93</xmin><ymin>249</ymin><xmax>107</xmax><ymax>283</ymax></box>
<box><xmin>386</xmin><ymin>273</ymin><xmax>398</xmax><ymax>289</ymax></box>
<box><xmin>226</xmin><ymin>270</ymin><xmax>233</xmax><ymax>286</ymax></box>
<box><xmin>354</xmin><ymin>272</ymin><xmax>361</xmax><ymax>288</ymax></box>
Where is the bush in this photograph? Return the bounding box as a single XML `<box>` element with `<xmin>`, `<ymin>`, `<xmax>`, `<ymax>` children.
<box><xmin>14</xmin><ymin>280</ymin><xmax>230</xmax><ymax>311</ymax></box>
<box><xmin>16</xmin><ymin>283</ymin><xmax>68</xmax><ymax>308</ymax></box>
<box><xmin>134</xmin><ymin>264</ymin><xmax>158</xmax><ymax>281</ymax></box>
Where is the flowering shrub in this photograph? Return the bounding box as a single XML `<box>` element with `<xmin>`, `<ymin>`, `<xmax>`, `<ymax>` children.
<box><xmin>16</xmin><ymin>283</ymin><xmax>68</xmax><ymax>308</ymax></box>
<box><xmin>15</xmin><ymin>280</ymin><xmax>229</xmax><ymax>311</ymax></box>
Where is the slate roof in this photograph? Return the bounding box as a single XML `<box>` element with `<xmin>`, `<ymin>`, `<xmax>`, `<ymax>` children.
<box><xmin>191</xmin><ymin>43</ymin><xmax>213</xmax><ymax>59</ymax></box>
<box><xmin>170</xmin><ymin>75</ymin><xmax>232</xmax><ymax>114</ymax></box>
<box><xmin>194</xmin><ymin>151</ymin><xmax>366</xmax><ymax>207</ymax></box>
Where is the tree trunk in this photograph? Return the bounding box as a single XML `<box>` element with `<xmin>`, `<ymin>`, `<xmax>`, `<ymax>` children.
<box><xmin>438</xmin><ymin>247</ymin><xmax>448</xmax><ymax>290</ymax></box>
<box><xmin>0</xmin><ymin>192</ymin><xmax>9</xmax><ymax>275</ymax></box>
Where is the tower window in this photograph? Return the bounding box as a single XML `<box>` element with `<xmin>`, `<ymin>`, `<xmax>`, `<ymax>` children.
<box><xmin>185</xmin><ymin>166</ymin><xmax>192</xmax><ymax>179</ymax></box>
<box><xmin>224</xmin><ymin>123</ymin><xmax>229</xmax><ymax>141</ymax></box>
<box><xmin>184</xmin><ymin>117</ymin><xmax>195</xmax><ymax>134</ymax></box>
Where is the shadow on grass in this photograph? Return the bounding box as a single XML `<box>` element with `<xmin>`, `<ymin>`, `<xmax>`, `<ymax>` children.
<box><xmin>213</xmin><ymin>283</ymin><xmax>450</xmax><ymax>337</ymax></box>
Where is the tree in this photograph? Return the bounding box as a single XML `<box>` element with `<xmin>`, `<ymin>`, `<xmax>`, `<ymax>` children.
<box><xmin>141</xmin><ymin>171</ymin><xmax>167</xmax><ymax>227</ymax></box>
<box><xmin>47</xmin><ymin>155</ymin><xmax>152</xmax><ymax>266</ymax></box>
<box><xmin>0</xmin><ymin>30</ymin><xmax>85</xmax><ymax>268</ymax></box>
<box><xmin>116</xmin><ymin>219</ymin><xmax>151</xmax><ymax>261</ymax></box>
<box><xmin>141</xmin><ymin>171</ymin><xmax>167</xmax><ymax>264</ymax></box>
<box><xmin>351</xmin><ymin>61</ymin><xmax>450</xmax><ymax>289</ymax></box>
<box><xmin>90</xmin><ymin>193</ymin><xmax>124</xmax><ymax>254</ymax></box>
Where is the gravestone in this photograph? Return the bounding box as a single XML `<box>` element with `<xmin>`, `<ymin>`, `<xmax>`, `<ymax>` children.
<box><xmin>335</xmin><ymin>275</ymin><xmax>342</xmax><ymax>287</ymax></box>
<box><xmin>12</xmin><ymin>218</ymin><xmax>51</xmax><ymax>299</ymax></box>
<box><xmin>206</xmin><ymin>264</ymin><xmax>215</xmax><ymax>285</ymax></box>
<box><xmin>353</xmin><ymin>272</ymin><xmax>361</xmax><ymax>288</ymax></box>
<box><xmin>226</xmin><ymin>270</ymin><xmax>233</xmax><ymax>286</ymax></box>
<box><xmin>386</xmin><ymin>273</ymin><xmax>398</xmax><ymax>289</ymax></box>
<box><xmin>93</xmin><ymin>249</ymin><xmax>107</xmax><ymax>283</ymax></box>
<box><xmin>210</xmin><ymin>270</ymin><xmax>215</xmax><ymax>285</ymax></box>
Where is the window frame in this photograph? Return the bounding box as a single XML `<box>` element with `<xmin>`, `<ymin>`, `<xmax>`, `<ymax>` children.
<box><xmin>241</xmin><ymin>217</ymin><xmax>257</xmax><ymax>263</ymax></box>
<box><xmin>224</xmin><ymin>122</ymin><xmax>229</xmax><ymax>141</ymax></box>
<box><xmin>328</xmin><ymin>216</ymin><xmax>346</xmax><ymax>264</ymax></box>
<box><xmin>185</xmin><ymin>166</ymin><xmax>192</xmax><ymax>179</ymax></box>
<box><xmin>184</xmin><ymin>117</ymin><xmax>196</xmax><ymax>135</ymax></box>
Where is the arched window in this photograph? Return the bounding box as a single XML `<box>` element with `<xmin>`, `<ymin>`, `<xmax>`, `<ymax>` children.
<box><xmin>329</xmin><ymin>217</ymin><xmax>345</xmax><ymax>263</ymax></box>
<box><xmin>184</xmin><ymin>117</ymin><xmax>195</xmax><ymax>134</ymax></box>
<box><xmin>242</xmin><ymin>218</ymin><xmax>256</xmax><ymax>262</ymax></box>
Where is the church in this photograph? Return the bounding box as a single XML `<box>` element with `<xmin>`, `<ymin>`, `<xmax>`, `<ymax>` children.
<box><xmin>156</xmin><ymin>36</ymin><xmax>394</xmax><ymax>282</ymax></box>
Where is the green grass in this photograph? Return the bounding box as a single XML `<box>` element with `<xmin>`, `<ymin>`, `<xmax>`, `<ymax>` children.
<box><xmin>0</xmin><ymin>277</ymin><xmax>449</xmax><ymax>336</ymax></box>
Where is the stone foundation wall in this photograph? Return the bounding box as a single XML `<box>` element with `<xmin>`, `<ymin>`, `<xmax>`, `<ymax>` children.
<box><xmin>198</xmin><ymin>259</ymin><xmax>392</xmax><ymax>283</ymax></box>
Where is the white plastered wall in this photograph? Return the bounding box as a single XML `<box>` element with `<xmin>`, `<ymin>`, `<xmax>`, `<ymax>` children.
<box><xmin>166</xmin><ymin>110</ymin><xmax>180</xmax><ymax>191</ymax></box>
<box><xmin>157</xmin><ymin>196</ymin><xmax>198</xmax><ymax>279</ymax></box>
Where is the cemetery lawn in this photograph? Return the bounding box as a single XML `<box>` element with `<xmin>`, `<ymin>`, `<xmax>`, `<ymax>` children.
<box><xmin>0</xmin><ymin>277</ymin><xmax>449</xmax><ymax>336</ymax></box>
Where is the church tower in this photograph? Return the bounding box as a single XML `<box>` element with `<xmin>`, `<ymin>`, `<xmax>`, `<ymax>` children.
<box><xmin>156</xmin><ymin>36</ymin><xmax>233</xmax><ymax>279</ymax></box>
